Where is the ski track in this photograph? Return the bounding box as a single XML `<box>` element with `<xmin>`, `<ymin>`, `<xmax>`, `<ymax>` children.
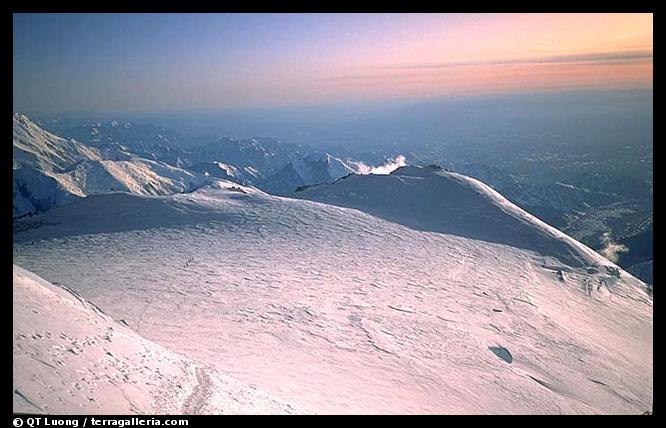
<box><xmin>180</xmin><ymin>367</ymin><xmax>211</xmax><ymax>415</ymax></box>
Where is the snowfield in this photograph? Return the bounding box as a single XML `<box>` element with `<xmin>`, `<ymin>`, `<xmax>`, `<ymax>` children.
<box><xmin>13</xmin><ymin>265</ymin><xmax>299</xmax><ymax>414</ymax></box>
<box><xmin>13</xmin><ymin>166</ymin><xmax>652</xmax><ymax>414</ymax></box>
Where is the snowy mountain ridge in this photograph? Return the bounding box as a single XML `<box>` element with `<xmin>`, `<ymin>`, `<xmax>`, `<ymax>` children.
<box><xmin>13</xmin><ymin>114</ymin><xmax>367</xmax><ymax>215</ymax></box>
<box><xmin>13</xmin><ymin>114</ymin><xmax>206</xmax><ymax>218</ymax></box>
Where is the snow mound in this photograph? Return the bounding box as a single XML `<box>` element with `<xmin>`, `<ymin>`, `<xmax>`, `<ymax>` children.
<box><xmin>297</xmin><ymin>165</ymin><xmax>629</xmax><ymax>271</ymax></box>
<box><xmin>13</xmin><ymin>264</ymin><xmax>299</xmax><ymax>414</ymax></box>
<box><xmin>13</xmin><ymin>180</ymin><xmax>262</xmax><ymax>238</ymax></box>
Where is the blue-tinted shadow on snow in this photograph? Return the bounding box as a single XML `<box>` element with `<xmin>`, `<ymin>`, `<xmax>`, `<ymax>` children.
<box><xmin>12</xmin><ymin>190</ymin><xmax>263</xmax><ymax>242</ymax></box>
<box><xmin>298</xmin><ymin>166</ymin><xmax>592</xmax><ymax>268</ymax></box>
<box><xmin>489</xmin><ymin>346</ymin><xmax>513</xmax><ymax>364</ymax></box>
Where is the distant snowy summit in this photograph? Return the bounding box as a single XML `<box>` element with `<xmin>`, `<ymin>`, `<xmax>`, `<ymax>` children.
<box><xmin>258</xmin><ymin>153</ymin><xmax>357</xmax><ymax>196</ymax></box>
<box><xmin>13</xmin><ymin>114</ymin><xmax>204</xmax><ymax>218</ymax></box>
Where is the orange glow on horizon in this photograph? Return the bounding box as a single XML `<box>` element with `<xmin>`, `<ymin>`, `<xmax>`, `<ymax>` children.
<box><xmin>297</xmin><ymin>13</ymin><xmax>654</xmax><ymax>105</ymax></box>
<box><xmin>199</xmin><ymin>13</ymin><xmax>654</xmax><ymax>109</ymax></box>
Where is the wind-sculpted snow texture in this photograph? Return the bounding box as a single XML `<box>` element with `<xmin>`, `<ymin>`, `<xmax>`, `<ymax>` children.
<box><xmin>14</xmin><ymin>169</ymin><xmax>652</xmax><ymax>414</ymax></box>
<box><xmin>13</xmin><ymin>265</ymin><xmax>299</xmax><ymax>415</ymax></box>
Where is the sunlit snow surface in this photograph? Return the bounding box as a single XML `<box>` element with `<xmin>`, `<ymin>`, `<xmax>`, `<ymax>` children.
<box><xmin>13</xmin><ymin>114</ymin><xmax>204</xmax><ymax>217</ymax></box>
<box><xmin>13</xmin><ymin>265</ymin><xmax>299</xmax><ymax>414</ymax></box>
<box><xmin>14</xmin><ymin>169</ymin><xmax>652</xmax><ymax>414</ymax></box>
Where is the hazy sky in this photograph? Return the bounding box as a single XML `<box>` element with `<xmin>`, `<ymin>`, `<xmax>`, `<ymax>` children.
<box><xmin>13</xmin><ymin>13</ymin><xmax>653</xmax><ymax>114</ymax></box>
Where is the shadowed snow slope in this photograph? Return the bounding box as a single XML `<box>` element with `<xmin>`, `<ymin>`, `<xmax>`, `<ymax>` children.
<box><xmin>13</xmin><ymin>265</ymin><xmax>299</xmax><ymax>415</ymax></box>
<box><xmin>13</xmin><ymin>175</ymin><xmax>652</xmax><ymax>414</ymax></box>
<box><xmin>297</xmin><ymin>165</ymin><xmax>621</xmax><ymax>269</ymax></box>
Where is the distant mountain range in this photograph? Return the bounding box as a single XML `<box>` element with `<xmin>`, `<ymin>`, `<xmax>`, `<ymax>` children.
<box><xmin>13</xmin><ymin>114</ymin><xmax>204</xmax><ymax>218</ymax></box>
<box><xmin>13</xmin><ymin>114</ymin><xmax>364</xmax><ymax>218</ymax></box>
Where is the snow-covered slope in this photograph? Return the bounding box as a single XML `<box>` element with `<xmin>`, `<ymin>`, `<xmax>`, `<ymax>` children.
<box><xmin>13</xmin><ymin>167</ymin><xmax>82</xmax><ymax>218</ymax></box>
<box><xmin>13</xmin><ymin>264</ymin><xmax>298</xmax><ymax>414</ymax></box>
<box><xmin>189</xmin><ymin>137</ymin><xmax>298</xmax><ymax>180</ymax></box>
<box><xmin>13</xmin><ymin>114</ymin><xmax>206</xmax><ymax>217</ymax></box>
<box><xmin>13</xmin><ymin>172</ymin><xmax>652</xmax><ymax>414</ymax></box>
<box><xmin>627</xmin><ymin>260</ymin><xmax>653</xmax><ymax>286</ymax></box>
<box><xmin>297</xmin><ymin>165</ymin><xmax>628</xmax><ymax>270</ymax></box>
<box><xmin>13</xmin><ymin>113</ymin><xmax>103</xmax><ymax>172</ymax></box>
<box><xmin>260</xmin><ymin>154</ymin><xmax>356</xmax><ymax>195</ymax></box>
<box><xmin>291</xmin><ymin>154</ymin><xmax>356</xmax><ymax>185</ymax></box>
